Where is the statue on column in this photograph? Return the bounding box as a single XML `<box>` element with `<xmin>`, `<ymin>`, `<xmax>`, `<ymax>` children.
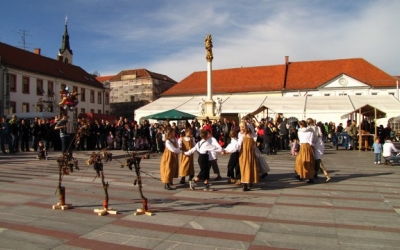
<box><xmin>215</xmin><ymin>97</ymin><xmax>222</xmax><ymax>116</ymax></box>
<box><xmin>198</xmin><ymin>98</ymin><xmax>205</xmax><ymax>115</ymax></box>
<box><xmin>205</xmin><ymin>34</ymin><xmax>213</xmax><ymax>62</ymax></box>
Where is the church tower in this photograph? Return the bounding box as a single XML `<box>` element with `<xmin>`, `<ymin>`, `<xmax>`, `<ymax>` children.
<box><xmin>58</xmin><ymin>16</ymin><xmax>73</xmax><ymax>64</ymax></box>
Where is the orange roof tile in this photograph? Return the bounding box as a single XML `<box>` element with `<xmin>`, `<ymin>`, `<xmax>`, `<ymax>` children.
<box><xmin>96</xmin><ymin>75</ymin><xmax>115</xmax><ymax>82</ymax></box>
<box><xmin>162</xmin><ymin>65</ymin><xmax>285</xmax><ymax>96</ymax></box>
<box><xmin>0</xmin><ymin>42</ymin><xmax>103</xmax><ymax>88</ymax></box>
<box><xmin>162</xmin><ymin>58</ymin><xmax>397</xmax><ymax>96</ymax></box>
<box><xmin>110</xmin><ymin>69</ymin><xmax>176</xmax><ymax>83</ymax></box>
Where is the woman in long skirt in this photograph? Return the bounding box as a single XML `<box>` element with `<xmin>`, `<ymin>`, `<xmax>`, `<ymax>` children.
<box><xmin>239</xmin><ymin>127</ymin><xmax>259</xmax><ymax>191</ymax></box>
<box><xmin>160</xmin><ymin>127</ymin><xmax>181</xmax><ymax>190</ymax></box>
<box><xmin>294</xmin><ymin>120</ymin><xmax>315</xmax><ymax>183</ymax></box>
<box><xmin>178</xmin><ymin>128</ymin><xmax>195</xmax><ymax>184</ymax></box>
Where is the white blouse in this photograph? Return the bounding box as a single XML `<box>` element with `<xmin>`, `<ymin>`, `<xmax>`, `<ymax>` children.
<box><xmin>165</xmin><ymin>138</ymin><xmax>182</xmax><ymax>154</ymax></box>
<box><xmin>224</xmin><ymin>138</ymin><xmax>240</xmax><ymax>153</ymax></box>
<box><xmin>185</xmin><ymin>139</ymin><xmax>220</xmax><ymax>155</ymax></box>
<box><xmin>298</xmin><ymin>127</ymin><xmax>314</xmax><ymax>145</ymax></box>
<box><xmin>208</xmin><ymin>137</ymin><xmax>223</xmax><ymax>160</ymax></box>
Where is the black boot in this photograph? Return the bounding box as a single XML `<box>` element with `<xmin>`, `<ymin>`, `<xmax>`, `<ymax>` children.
<box><xmin>164</xmin><ymin>183</ymin><xmax>173</xmax><ymax>190</ymax></box>
<box><xmin>179</xmin><ymin>177</ymin><xmax>185</xmax><ymax>184</ymax></box>
<box><xmin>242</xmin><ymin>183</ymin><xmax>250</xmax><ymax>191</ymax></box>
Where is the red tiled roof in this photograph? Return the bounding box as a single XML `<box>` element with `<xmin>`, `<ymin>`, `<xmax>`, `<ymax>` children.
<box><xmin>162</xmin><ymin>65</ymin><xmax>285</xmax><ymax>96</ymax></box>
<box><xmin>162</xmin><ymin>58</ymin><xmax>396</xmax><ymax>96</ymax></box>
<box><xmin>285</xmin><ymin>58</ymin><xmax>395</xmax><ymax>90</ymax></box>
<box><xmin>110</xmin><ymin>69</ymin><xmax>176</xmax><ymax>83</ymax></box>
<box><xmin>96</xmin><ymin>75</ymin><xmax>115</xmax><ymax>82</ymax></box>
<box><xmin>0</xmin><ymin>42</ymin><xmax>104</xmax><ymax>89</ymax></box>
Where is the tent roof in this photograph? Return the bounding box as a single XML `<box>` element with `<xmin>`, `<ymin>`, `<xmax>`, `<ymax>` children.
<box><xmin>341</xmin><ymin>104</ymin><xmax>386</xmax><ymax>119</ymax></box>
<box><xmin>146</xmin><ymin>109</ymin><xmax>196</xmax><ymax>120</ymax></box>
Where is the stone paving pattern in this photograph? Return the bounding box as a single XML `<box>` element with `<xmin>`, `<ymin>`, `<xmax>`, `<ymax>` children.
<box><xmin>0</xmin><ymin>144</ymin><xmax>399</xmax><ymax>250</ymax></box>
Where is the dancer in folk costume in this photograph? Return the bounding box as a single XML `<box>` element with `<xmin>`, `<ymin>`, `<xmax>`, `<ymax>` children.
<box><xmin>160</xmin><ymin>127</ymin><xmax>182</xmax><ymax>190</ymax></box>
<box><xmin>222</xmin><ymin>129</ymin><xmax>241</xmax><ymax>185</ymax></box>
<box><xmin>240</xmin><ymin>120</ymin><xmax>270</xmax><ymax>179</ymax></box>
<box><xmin>207</xmin><ymin>131</ymin><xmax>223</xmax><ymax>180</ymax></box>
<box><xmin>178</xmin><ymin>128</ymin><xmax>196</xmax><ymax>184</ymax></box>
<box><xmin>184</xmin><ymin>129</ymin><xmax>222</xmax><ymax>191</ymax></box>
<box><xmin>294</xmin><ymin>120</ymin><xmax>315</xmax><ymax>183</ymax></box>
<box><xmin>239</xmin><ymin>127</ymin><xmax>259</xmax><ymax>191</ymax></box>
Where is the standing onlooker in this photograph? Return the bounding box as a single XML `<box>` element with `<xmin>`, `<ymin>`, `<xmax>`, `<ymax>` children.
<box><xmin>264</xmin><ymin>122</ymin><xmax>274</xmax><ymax>155</ymax></box>
<box><xmin>54</xmin><ymin>114</ymin><xmax>71</xmax><ymax>155</ymax></box>
<box><xmin>221</xmin><ymin>117</ymin><xmax>231</xmax><ymax>146</ymax></box>
<box><xmin>31</xmin><ymin>117</ymin><xmax>41</xmax><ymax>152</ymax></box>
<box><xmin>0</xmin><ymin>116</ymin><xmax>11</xmax><ymax>154</ymax></box>
<box><xmin>372</xmin><ymin>137</ymin><xmax>382</xmax><ymax>164</ymax></box>
<box><xmin>345</xmin><ymin>120</ymin><xmax>358</xmax><ymax>150</ymax></box>
<box><xmin>19</xmin><ymin>119</ymin><xmax>31</xmax><ymax>152</ymax></box>
<box><xmin>278</xmin><ymin>118</ymin><xmax>289</xmax><ymax>150</ymax></box>
<box><xmin>9</xmin><ymin>115</ymin><xmax>19</xmax><ymax>153</ymax></box>
<box><xmin>294</xmin><ymin>120</ymin><xmax>315</xmax><ymax>183</ymax></box>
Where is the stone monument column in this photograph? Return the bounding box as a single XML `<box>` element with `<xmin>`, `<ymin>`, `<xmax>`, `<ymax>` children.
<box><xmin>204</xmin><ymin>34</ymin><xmax>215</xmax><ymax>117</ymax></box>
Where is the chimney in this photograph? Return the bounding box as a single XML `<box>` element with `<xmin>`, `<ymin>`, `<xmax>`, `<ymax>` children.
<box><xmin>285</xmin><ymin>56</ymin><xmax>289</xmax><ymax>65</ymax></box>
<box><xmin>34</xmin><ymin>48</ymin><xmax>41</xmax><ymax>55</ymax></box>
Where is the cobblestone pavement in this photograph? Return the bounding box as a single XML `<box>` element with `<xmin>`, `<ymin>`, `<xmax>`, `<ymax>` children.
<box><xmin>0</xmin><ymin>144</ymin><xmax>399</xmax><ymax>250</ymax></box>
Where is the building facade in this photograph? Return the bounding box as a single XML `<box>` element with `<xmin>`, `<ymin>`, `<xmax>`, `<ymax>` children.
<box><xmin>0</xmin><ymin>21</ymin><xmax>110</xmax><ymax>119</ymax></box>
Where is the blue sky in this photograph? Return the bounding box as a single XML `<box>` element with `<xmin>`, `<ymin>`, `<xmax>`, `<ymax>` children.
<box><xmin>1</xmin><ymin>0</ymin><xmax>399</xmax><ymax>82</ymax></box>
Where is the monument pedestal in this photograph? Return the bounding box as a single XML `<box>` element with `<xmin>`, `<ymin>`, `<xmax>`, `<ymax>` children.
<box><xmin>197</xmin><ymin>100</ymin><xmax>220</xmax><ymax>121</ymax></box>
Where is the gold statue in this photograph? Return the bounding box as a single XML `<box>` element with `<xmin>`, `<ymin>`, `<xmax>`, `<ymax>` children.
<box><xmin>205</xmin><ymin>34</ymin><xmax>213</xmax><ymax>62</ymax></box>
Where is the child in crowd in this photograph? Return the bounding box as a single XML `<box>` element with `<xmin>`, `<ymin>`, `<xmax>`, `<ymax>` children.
<box><xmin>372</xmin><ymin>137</ymin><xmax>382</xmax><ymax>164</ymax></box>
<box><xmin>291</xmin><ymin>139</ymin><xmax>300</xmax><ymax>156</ymax></box>
<box><xmin>178</xmin><ymin>128</ymin><xmax>196</xmax><ymax>186</ymax></box>
<box><xmin>37</xmin><ymin>140</ymin><xmax>47</xmax><ymax>160</ymax></box>
<box><xmin>107</xmin><ymin>131</ymin><xmax>114</xmax><ymax>150</ymax></box>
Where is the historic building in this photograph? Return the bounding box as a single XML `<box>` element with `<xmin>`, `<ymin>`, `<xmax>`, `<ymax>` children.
<box><xmin>0</xmin><ymin>21</ymin><xmax>110</xmax><ymax>119</ymax></box>
<box><xmin>97</xmin><ymin>69</ymin><xmax>176</xmax><ymax>119</ymax></box>
<box><xmin>135</xmin><ymin>57</ymin><xmax>400</xmax><ymax>124</ymax></box>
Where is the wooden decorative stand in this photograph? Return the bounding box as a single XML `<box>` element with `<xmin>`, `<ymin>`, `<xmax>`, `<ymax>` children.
<box><xmin>52</xmin><ymin>153</ymin><xmax>77</xmax><ymax>210</ymax></box>
<box><xmin>88</xmin><ymin>151</ymin><xmax>118</xmax><ymax>216</ymax></box>
<box><xmin>123</xmin><ymin>152</ymin><xmax>153</xmax><ymax>216</ymax></box>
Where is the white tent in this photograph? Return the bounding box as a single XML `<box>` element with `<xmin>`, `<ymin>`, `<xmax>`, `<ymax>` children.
<box><xmin>135</xmin><ymin>95</ymin><xmax>400</xmax><ymax>124</ymax></box>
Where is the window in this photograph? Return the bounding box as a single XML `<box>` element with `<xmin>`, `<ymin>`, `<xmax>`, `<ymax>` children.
<box><xmin>371</xmin><ymin>92</ymin><xmax>377</xmax><ymax>95</ymax></box>
<box><xmin>90</xmin><ymin>90</ymin><xmax>95</xmax><ymax>103</ymax></box>
<box><xmin>105</xmin><ymin>110</ymin><xmax>109</xmax><ymax>115</ymax></box>
<box><xmin>389</xmin><ymin>92</ymin><xmax>395</xmax><ymax>96</ymax></box>
<box><xmin>105</xmin><ymin>92</ymin><xmax>109</xmax><ymax>105</ymax></box>
<box><xmin>293</xmin><ymin>94</ymin><xmax>299</xmax><ymax>97</ymax></box>
<box><xmin>22</xmin><ymin>76</ymin><xmax>30</xmax><ymax>94</ymax></box>
<box><xmin>81</xmin><ymin>88</ymin><xmax>86</xmax><ymax>102</ymax></box>
<box><xmin>97</xmin><ymin>91</ymin><xmax>102</xmax><ymax>104</ymax></box>
<box><xmin>61</xmin><ymin>83</ymin><xmax>66</xmax><ymax>91</ymax></box>
<box><xmin>22</xmin><ymin>102</ymin><xmax>29</xmax><ymax>112</ymax></box>
<box><xmin>36</xmin><ymin>79</ymin><xmax>44</xmax><ymax>96</ymax></box>
<box><xmin>9</xmin><ymin>74</ymin><xmax>17</xmax><ymax>92</ymax></box>
<box><xmin>90</xmin><ymin>109</ymin><xmax>95</xmax><ymax>113</ymax></box>
<box><xmin>339</xmin><ymin>93</ymin><xmax>347</xmax><ymax>96</ymax></box>
<box><xmin>37</xmin><ymin>103</ymin><xmax>43</xmax><ymax>112</ymax></box>
<box><xmin>324</xmin><ymin>93</ymin><xmax>330</xmax><ymax>96</ymax></box>
<box><xmin>98</xmin><ymin>110</ymin><xmax>101</xmax><ymax>114</ymax></box>
<box><xmin>48</xmin><ymin>81</ymin><xmax>55</xmax><ymax>96</ymax></box>
<box><xmin>9</xmin><ymin>101</ymin><xmax>16</xmax><ymax>113</ymax></box>
<box><xmin>356</xmin><ymin>93</ymin><xmax>362</xmax><ymax>95</ymax></box>
<box><xmin>80</xmin><ymin>108</ymin><xmax>85</xmax><ymax>114</ymax></box>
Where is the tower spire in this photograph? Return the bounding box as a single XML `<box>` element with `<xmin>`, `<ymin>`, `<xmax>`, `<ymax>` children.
<box><xmin>58</xmin><ymin>15</ymin><xmax>73</xmax><ymax>64</ymax></box>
